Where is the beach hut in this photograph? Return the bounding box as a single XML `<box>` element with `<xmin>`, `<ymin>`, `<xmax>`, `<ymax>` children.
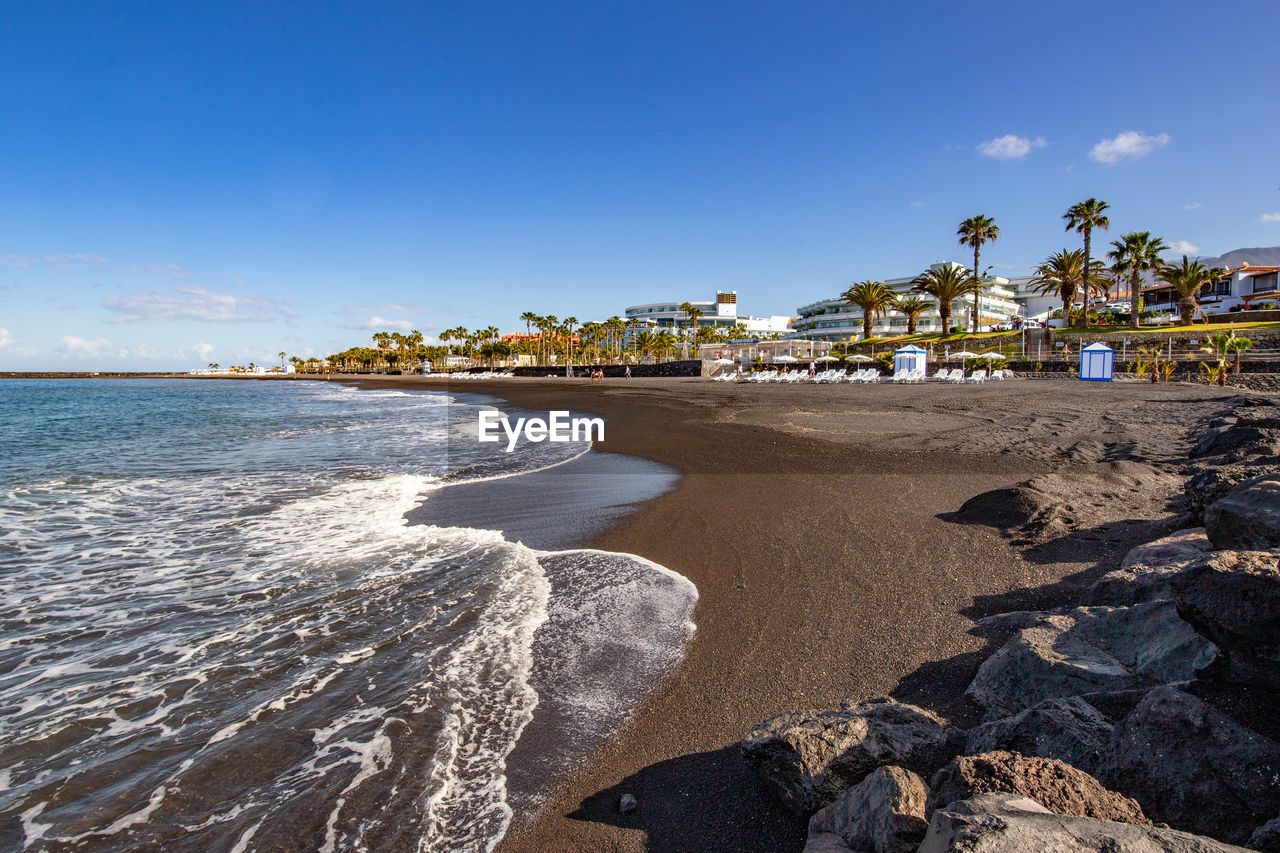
<box><xmin>893</xmin><ymin>345</ymin><xmax>927</xmax><ymax>375</ymax></box>
<box><xmin>1079</xmin><ymin>342</ymin><xmax>1114</xmax><ymax>381</ymax></box>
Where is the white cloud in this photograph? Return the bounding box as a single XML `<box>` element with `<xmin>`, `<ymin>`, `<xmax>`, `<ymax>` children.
<box><xmin>343</xmin><ymin>303</ymin><xmax>429</xmax><ymax>315</ymax></box>
<box><xmin>0</xmin><ymin>328</ymin><xmax>13</xmax><ymax>350</ymax></box>
<box><xmin>1166</xmin><ymin>240</ymin><xmax>1200</xmax><ymax>254</ymax></box>
<box><xmin>121</xmin><ymin>343</ymin><xmax>168</xmax><ymax>360</ymax></box>
<box><xmin>186</xmin><ymin>342</ymin><xmax>216</xmax><ymax>361</ymax></box>
<box><xmin>1260</xmin><ymin>212</ymin><xmax>1280</xmax><ymax>224</ymax></box>
<box><xmin>1089</xmin><ymin>131</ymin><xmax>1170</xmax><ymax>164</ymax></box>
<box><xmin>910</xmin><ymin>200</ymin><xmax>926</xmax><ymax>208</ymax></box>
<box><xmin>0</xmin><ymin>253</ymin><xmax>111</xmax><ymax>270</ymax></box>
<box><xmin>59</xmin><ymin>335</ymin><xmax>119</xmax><ymax>358</ymax></box>
<box><xmin>120</xmin><ymin>262</ymin><xmax>196</xmax><ymax>282</ymax></box>
<box><xmin>102</xmin><ymin>285</ymin><xmax>295</xmax><ymax>323</ymax></box>
<box><xmin>977</xmin><ymin>135</ymin><xmax>1048</xmax><ymax>159</ymax></box>
<box><xmin>1184</xmin><ymin>202</ymin><xmax>1203</xmax><ymax>210</ymax></box>
<box><xmin>347</xmin><ymin>315</ymin><xmax>416</xmax><ymax>331</ymax></box>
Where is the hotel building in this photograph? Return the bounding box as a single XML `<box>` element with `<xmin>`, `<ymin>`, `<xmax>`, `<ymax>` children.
<box><xmin>623</xmin><ymin>291</ymin><xmax>793</xmax><ymax>340</ymax></box>
<box><xmin>1142</xmin><ymin>263</ymin><xmax>1280</xmax><ymax>317</ymax></box>
<box><xmin>788</xmin><ymin>262</ymin><xmax>1022</xmax><ymax>341</ymax></box>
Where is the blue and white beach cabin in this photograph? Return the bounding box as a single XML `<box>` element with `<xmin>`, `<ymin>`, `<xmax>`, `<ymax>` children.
<box><xmin>893</xmin><ymin>345</ymin><xmax>927</xmax><ymax>375</ymax></box>
<box><xmin>1079</xmin><ymin>342</ymin><xmax>1114</xmax><ymax>381</ymax></box>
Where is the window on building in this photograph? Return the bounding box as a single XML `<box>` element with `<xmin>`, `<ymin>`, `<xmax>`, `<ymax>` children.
<box><xmin>1253</xmin><ymin>272</ymin><xmax>1278</xmax><ymax>294</ymax></box>
<box><xmin>1216</xmin><ymin>279</ymin><xmax>1231</xmax><ymax>297</ymax></box>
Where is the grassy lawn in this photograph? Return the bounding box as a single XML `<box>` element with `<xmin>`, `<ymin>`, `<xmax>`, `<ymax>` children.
<box><xmin>842</xmin><ymin>330</ymin><xmax>1023</xmax><ymax>350</ymax></box>
<box><xmin>1055</xmin><ymin>320</ymin><xmax>1280</xmax><ymax>336</ymax></box>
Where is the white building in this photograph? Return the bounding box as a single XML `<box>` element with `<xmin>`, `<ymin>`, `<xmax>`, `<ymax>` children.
<box><xmin>624</xmin><ymin>291</ymin><xmax>792</xmax><ymax>340</ymax></box>
<box><xmin>789</xmin><ymin>263</ymin><xmax>1022</xmax><ymax>341</ymax></box>
<box><xmin>1141</xmin><ymin>263</ymin><xmax>1280</xmax><ymax>318</ymax></box>
<box><xmin>1005</xmin><ymin>275</ymin><xmax>1059</xmax><ymax>321</ymax></box>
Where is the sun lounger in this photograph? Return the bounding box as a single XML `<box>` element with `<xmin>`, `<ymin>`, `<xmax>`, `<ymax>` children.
<box><xmin>965</xmin><ymin>369</ymin><xmax>987</xmax><ymax>384</ymax></box>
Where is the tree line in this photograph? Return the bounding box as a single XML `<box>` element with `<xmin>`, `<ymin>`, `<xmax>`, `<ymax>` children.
<box><xmin>841</xmin><ymin>200</ymin><xmax>1231</xmax><ymax>340</ymax></box>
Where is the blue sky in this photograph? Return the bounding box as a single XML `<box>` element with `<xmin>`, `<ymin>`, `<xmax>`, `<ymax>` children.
<box><xmin>3</xmin><ymin>0</ymin><xmax>1279</xmax><ymax>369</ymax></box>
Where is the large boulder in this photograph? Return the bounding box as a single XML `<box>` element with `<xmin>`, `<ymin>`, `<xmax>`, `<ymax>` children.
<box><xmin>741</xmin><ymin>696</ymin><xmax>964</xmax><ymax>814</ymax></box>
<box><xmin>1186</xmin><ymin>464</ymin><xmax>1280</xmax><ymax>524</ymax></box>
<box><xmin>805</xmin><ymin>765</ymin><xmax>929</xmax><ymax>853</ymax></box>
<box><xmin>964</xmin><ymin>696</ymin><xmax>1114</xmax><ymax>775</ymax></box>
<box><xmin>1191</xmin><ymin>421</ymin><xmax>1280</xmax><ymax>460</ymax></box>
<box><xmin>1251</xmin><ymin>817</ymin><xmax>1280</xmax><ymax>853</ymax></box>
<box><xmin>1170</xmin><ymin>549</ymin><xmax>1280</xmax><ymax>686</ymax></box>
<box><xmin>927</xmin><ymin>751</ymin><xmax>1148</xmax><ymax>825</ymax></box>
<box><xmin>1205</xmin><ymin>475</ymin><xmax>1280</xmax><ymax>550</ymax></box>
<box><xmin>1098</xmin><ymin>685</ymin><xmax>1280</xmax><ymax>844</ymax></box>
<box><xmin>918</xmin><ymin>792</ymin><xmax>1253</xmax><ymax>853</ymax></box>
<box><xmin>965</xmin><ymin>601</ymin><xmax>1216</xmax><ymax>718</ymax></box>
<box><xmin>1087</xmin><ymin>528</ymin><xmax>1213</xmax><ymax>606</ymax></box>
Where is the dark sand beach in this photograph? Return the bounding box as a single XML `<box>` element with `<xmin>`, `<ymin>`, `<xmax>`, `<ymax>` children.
<box><xmin>347</xmin><ymin>375</ymin><xmax>1252</xmax><ymax>852</ymax></box>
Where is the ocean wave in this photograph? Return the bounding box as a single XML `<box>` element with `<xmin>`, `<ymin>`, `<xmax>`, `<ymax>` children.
<box><xmin>0</xmin><ymin>380</ymin><xmax>698</xmax><ymax>852</ymax></box>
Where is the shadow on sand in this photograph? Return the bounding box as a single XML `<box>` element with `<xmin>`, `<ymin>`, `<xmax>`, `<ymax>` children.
<box><xmin>562</xmin><ymin>746</ymin><xmax>806</xmax><ymax>852</ymax></box>
<box><xmin>894</xmin><ymin>484</ymin><xmax>1186</xmax><ymax>724</ymax></box>
<box><xmin>553</xmin><ymin>485</ymin><xmax>1189</xmax><ymax>852</ymax></box>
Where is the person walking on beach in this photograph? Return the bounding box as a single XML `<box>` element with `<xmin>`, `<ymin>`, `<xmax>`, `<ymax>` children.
<box><xmin>808</xmin><ymin>361</ymin><xmax>816</xmax><ymax>378</ymax></box>
<box><xmin>624</xmin><ymin>365</ymin><xmax>632</xmax><ymax>378</ymax></box>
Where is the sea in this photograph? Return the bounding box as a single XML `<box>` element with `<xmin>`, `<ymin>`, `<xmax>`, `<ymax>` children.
<box><xmin>0</xmin><ymin>379</ymin><xmax>697</xmax><ymax>853</ymax></box>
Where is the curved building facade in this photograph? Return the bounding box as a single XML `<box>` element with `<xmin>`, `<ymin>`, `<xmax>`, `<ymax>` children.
<box><xmin>789</xmin><ymin>263</ymin><xmax>1021</xmax><ymax>341</ymax></box>
<box><xmin>624</xmin><ymin>291</ymin><xmax>792</xmax><ymax>337</ymax></box>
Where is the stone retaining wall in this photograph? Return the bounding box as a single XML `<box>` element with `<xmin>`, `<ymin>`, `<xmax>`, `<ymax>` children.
<box><xmin>506</xmin><ymin>360</ymin><xmax>702</xmax><ymax>378</ymax></box>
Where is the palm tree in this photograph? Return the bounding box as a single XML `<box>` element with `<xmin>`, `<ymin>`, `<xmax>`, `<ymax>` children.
<box><xmin>1201</xmin><ymin>332</ymin><xmax>1236</xmax><ymax>386</ymax></box>
<box><xmin>605</xmin><ymin>316</ymin><xmax>625</xmax><ymax>362</ymax></box>
<box><xmin>542</xmin><ymin>315</ymin><xmax>558</xmax><ymax>364</ymax></box>
<box><xmin>1159</xmin><ymin>256</ymin><xmax>1223</xmax><ymax>325</ymax></box>
<box><xmin>655</xmin><ymin>329</ymin><xmax>676</xmax><ymax>360</ymax></box>
<box><xmin>1229</xmin><ymin>335</ymin><xmax>1254</xmax><ymax>374</ymax></box>
<box><xmin>957</xmin><ymin>215</ymin><xmax>1000</xmax><ymax>332</ymax></box>
<box><xmin>636</xmin><ymin>330</ymin><xmax>656</xmax><ymax>360</ymax></box>
<box><xmin>563</xmin><ymin>317</ymin><xmax>578</xmax><ymax>365</ymax></box>
<box><xmin>893</xmin><ymin>296</ymin><xmax>933</xmax><ymax>335</ymax></box>
<box><xmin>841</xmin><ymin>280</ymin><xmax>897</xmax><ymax>340</ymax></box>
<box><xmin>911</xmin><ymin>264</ymin><xmax>972</xmax><ymax>336</ymax></box>
<box><xmin>1063</xmin><ymin>198</ymin><xmax>1110</xmax><ymax>327</ymax></box>
<box><xmin>520</xmin><ymin>311</ymin><xmax>537</xmax><ymax>361</ymax></box>
<box><xmin>678</xmin><ymin>302</ymin><xmax>703</xmax><ymax>357</ymax></box>
<box><xmin>1107</xmin><ymin>232</ymin><xmax>1168</xmax><ymax>328</ymax></box>
<box><xmin>1030</xmin><ymin>249</ymin><xmax>1108</xmax><ymax>325</ymax></box>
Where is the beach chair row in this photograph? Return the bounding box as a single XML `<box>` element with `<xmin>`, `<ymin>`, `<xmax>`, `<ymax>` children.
<box><xmin>713</xmin><ymin>367</ymin><xmax>1008</xmax><ymax>384</ymax></box>
<box><xmin>930</xmin><ymin>368</ymin><xmax>1007</xmax><ymax>383</ymax></box>
<box><xmin>449</xmin><ymin>371</ymin><xmax>516</xmax><ymax>380</ymax></box>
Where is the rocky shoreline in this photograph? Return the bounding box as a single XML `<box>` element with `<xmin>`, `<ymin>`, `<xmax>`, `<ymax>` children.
<box><xmin>741</xmin><ymin>397</ymin><xmax>1280</xmax><ymax>852</ymax></box>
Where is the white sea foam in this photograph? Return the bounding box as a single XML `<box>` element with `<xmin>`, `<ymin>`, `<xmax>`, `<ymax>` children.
<box><xmin>0</xmin><ymin>380</ymin><xmax>698</xmax><ymax>853</ymax></box>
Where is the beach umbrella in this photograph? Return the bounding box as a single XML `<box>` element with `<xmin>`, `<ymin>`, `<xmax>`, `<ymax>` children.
<box><xmin>815</xmin><ymin>355</ymin><xmax>839</xmax><ymax>362</ymax></box>
<box><xmin>845</xmin><ymin>354</ymin><xmax>872</xmax><ymax>362</ymax></box>
<box><xmin>773</xmin><ymin>355</ymin><xmax>799</xmax><ymax>363</ymax></box>
<box><xmin>948</xmin><ymin>350</ymin><xmax>981</xmax><ymax>359</ymax></box>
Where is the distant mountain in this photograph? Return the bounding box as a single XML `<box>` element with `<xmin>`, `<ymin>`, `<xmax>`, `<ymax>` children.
<box><xmin>1192</xmin><ymin>246</ymin><xmax>1280</xmax><ymax>268</ymax></box>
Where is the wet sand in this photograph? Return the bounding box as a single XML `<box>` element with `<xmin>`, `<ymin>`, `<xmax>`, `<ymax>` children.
<box><xmin>347</xmin><ymin>374</ymin><xmax>1252</xmax><ymax>852</ymax></box>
